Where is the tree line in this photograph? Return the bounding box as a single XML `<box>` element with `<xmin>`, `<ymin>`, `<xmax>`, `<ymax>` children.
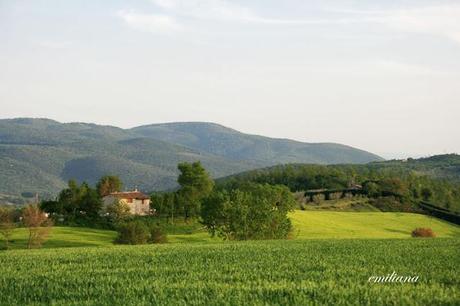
<box><xmin>153</xmin><ymin>162</ymin><xmax>296</xmax><ymax>240</ymax></box>
<box><xmin>217</xmin><ymin>164</ymin><xmax>460</xmax><ymax>213</ymax></box>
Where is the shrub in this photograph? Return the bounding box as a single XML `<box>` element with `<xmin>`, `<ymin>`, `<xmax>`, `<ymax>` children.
<box><xmin>411</xmin><ymin>228</ymin><xmax>436</xmax><ymax>238</ymax></box>
<box><xmin>22</xmin><ymin>204</ymin><xmax>53</xmax><ymax>249</ymax></box>
<box><xmin>149</xmin><ymin>225</ymin><xmax>168</xmax><ymax>244</ymax></box>
<box><xmin>0</xmin><ymin>207</ymin><xmax>16</xmax><ymax>250</ymax></box>
<box><xmin>116</xmin><ymin>221</ymin><xmax>150</xmax><ymax>244</ymax></box>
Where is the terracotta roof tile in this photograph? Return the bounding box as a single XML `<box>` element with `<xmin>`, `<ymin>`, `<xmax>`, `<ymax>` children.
<box><xmin>108</xmin><ymin>191</ymin><xmax>150</xmax><ymax>200</ymax></box>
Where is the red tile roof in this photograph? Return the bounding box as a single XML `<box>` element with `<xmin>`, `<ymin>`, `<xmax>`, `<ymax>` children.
<box><xmin>108</xmin><ymin>191</ymin><xmax>150</xmax><ymax>200</ymax></box>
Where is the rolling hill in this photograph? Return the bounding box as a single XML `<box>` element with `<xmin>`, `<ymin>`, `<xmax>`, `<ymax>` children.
<box><xmin>0</xmin><ymin>118</ymin><xmax>382</xmax><ymax>202</ymax></box>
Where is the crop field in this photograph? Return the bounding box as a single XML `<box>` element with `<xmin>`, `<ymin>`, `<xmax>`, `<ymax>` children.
<box><xmin>0</xmin><ymin>238</ymin><xmax>459</xmax><ymax>305</ymax></box>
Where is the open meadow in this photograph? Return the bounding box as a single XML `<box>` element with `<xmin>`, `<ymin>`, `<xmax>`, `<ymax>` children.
<box><xmin>1</xmin><ymin>211</ymin><xmax>459</xmax><ymax>305</ymax></box>
<box><xmin>4</xmin><ymin>211</ymin><xmax>460</xmax><ymax>249</ymax></box>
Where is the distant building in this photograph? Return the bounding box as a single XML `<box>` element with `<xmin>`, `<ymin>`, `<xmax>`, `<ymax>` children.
<box><xmin>102</xmin><ymin>189</ymin><xmax>151</xmax><ymax>215</ymax></box>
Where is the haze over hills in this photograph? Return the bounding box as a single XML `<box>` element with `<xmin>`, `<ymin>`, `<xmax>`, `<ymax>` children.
<box><xmin>0</xmin><ymin>118</ymin><xmax>382</xmax><ymax>203</ymax></box>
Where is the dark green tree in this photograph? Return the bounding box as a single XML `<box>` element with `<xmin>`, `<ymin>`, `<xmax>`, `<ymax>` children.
<box><xmin>151</xmin><ymin>192</ymin><xmax>178</xmax><ymax>224</ymax></box>
<box><xmin>201</xmin><ymin>183</ymin><xmax>296</xmax><ymax>240</ymax></box>
<box><xmin>421</xmin><ymin>187</ymin><xmax>433</xmax><ymax>201</ymax></box>
<box><xmin>177</xmin><ymin>161</ymin><xmax>214</xmax><ymax>221</ymax></box>
<box><xmin>96</xmin><ymin>175</ymin><xmax>123</xmax><ymax>197</ymax></box>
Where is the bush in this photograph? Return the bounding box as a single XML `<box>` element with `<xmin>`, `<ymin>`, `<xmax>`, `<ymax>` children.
<box><xmin>411</xmin><ymin>228</ymin><xmax>436</xmax><ymax>238</ymax></box>
<box><xmin>201</xmin><ymin>183</ymin><xmax>296</xmax><ymax>240</ymax></box>
<box><xmin>149</xmin><ymin>225</ymin><xmax>168</xmax><ymax>244</ymax></box>
<box><xmin>115</xmin><ymin>220</ymin><xmax>168</xmax><ymax>244</ymax></box>
<box><xmin>116</xmin><ymin>221</ymin><xmax>150</xmax><ymax>244</ymax></box>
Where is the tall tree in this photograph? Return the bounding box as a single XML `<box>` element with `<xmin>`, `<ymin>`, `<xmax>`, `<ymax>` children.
<box><xmin>177</xmin><ymin>161</ymin><xmax>214</xmax><ymax>221</ymax></box>
<box><xmin>79</xmin><ymin>183</ymin><xmax>103</xmax><ymax>219</ymax></box>
<box><xmin>151</xmin><ymin>192</ymin><xmax>179</xmax><ymax>224</ymax></box>
<box><xmin>97</xmin><ymin>175</ymin><xmax>123</xmax><ymax>197</ymax></box>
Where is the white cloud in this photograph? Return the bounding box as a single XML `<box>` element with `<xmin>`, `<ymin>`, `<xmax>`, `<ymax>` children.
<box><xmin>117</xmin><ymin>10</ymin><xmax>182</xmax><ymax>33</ymax></box>
<box><xmin>37</xmin><ymin>40</ymin><xmax>73</xmax><ymax>49</ymax></box>
<box><xmin>371</xmin><ymin>59</ymin><xmax>443</xmax><ymax>76</ymax></box>
<box><xmin>150</xmin><ymin>0</ymin><xmax>370</xmax><ymax>25</ymax></box>
<box><xmin>119</xmin><ymin>1</ymin><xmax>460</xmax><ymax>44</ymax></box>
<box><xmin>379</xmin><ymin>6</ymin><xmax>460</xmax><ymax>44</ymax></box>
<box><xmin>151</xmin><ymin>0</ymin><xmax>255</xmax><ymax>22</ymax></box>
<box><xmin>338</xmin><ymin>5</ymin><xmax>460</xmax><ymax>45</ymax></box>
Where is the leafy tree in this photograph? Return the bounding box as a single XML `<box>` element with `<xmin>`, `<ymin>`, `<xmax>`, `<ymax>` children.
<box><xmin>40</xmin><ymin>200</ymin><xmax>63</xmax><ymax>215</ymax></box>
<box><xmin>201</xmin><ymin>183</ymin><xmax>296</xmax><ymax>240</ymax></box>
<box><xmin>106</xmin><ymin>199</ymin><xmax>131</xmax><ymax>222</ymax></box>
<box><xmin>22</xmin><ymin>204</ymin><xmax>53</xmax><ymax>249</ymax></box>
<box><xmin>177</xmin><ymin>162</ymin><xmax>214</xmax><ymax>221</ymax></box>
<box><xmin>421</xmin><ymin>187</ymin><xmax>433</xmax><ymax>201</ymax></box>
<box><xmin>151</xmin><ymin>192</ymin><xmax>178</xmax><ymax>224</ymax></box>
<box><xmin>363</xmin><ymin>181</ymin><xmax>380</xmax><ymax>197</ymax></box>
<box><xmin>97</xmin><ymin>175</ymin><xmax>123</xmax><ymax>197</ymax></box>
<box><xmin>0</xmin><ymin>207</ymin><xmax>15</xmax><ymax>250</ymax></box>
<box><xmin>78</xmin><ymin>183</ymin><xmax>102</xmax><ymax>219</ymax></box>
<box><xmin>378</xmin><ymin>178</ymin><xmax>408</xmax><ymax>197</ymax></box>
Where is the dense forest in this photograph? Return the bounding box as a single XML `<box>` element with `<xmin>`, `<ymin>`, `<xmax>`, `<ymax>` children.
<box><xmin>0</xmin><ymin>118</ymin><xmax>382</xmax><ymax>203</ymax></box>
<box><xmin>217</xmin><ymin>154</ymin><xmax>460</xmax><ymax>213</ymax></box>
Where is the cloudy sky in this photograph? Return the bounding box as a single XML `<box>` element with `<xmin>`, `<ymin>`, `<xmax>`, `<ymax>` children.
<box><xmin>1</xmin><ymin>0</ymin><xmax>459</xmax><ymax>159</ymax></box>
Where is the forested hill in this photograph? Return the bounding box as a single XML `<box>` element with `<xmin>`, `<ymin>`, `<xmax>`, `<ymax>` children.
<box><xmin>0</xmin><ymin>118</ymin><xmax>381</xmax><ymax>203</ymax></box>
<box><xmin>217</xmin><ymin>154</ymin><xmax>460</xmax><ymax>213</ymax></box>
<box><xmin>131</xmin><ymin>122</ymin><xmax>383</xmax><ymax>164</ymax></box>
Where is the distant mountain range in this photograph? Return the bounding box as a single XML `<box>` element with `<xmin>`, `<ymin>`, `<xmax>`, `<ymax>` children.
<box><xmin>0</xmin><ymin>118</ymin><xmax>382</xmax><ymax>203</ymax></box>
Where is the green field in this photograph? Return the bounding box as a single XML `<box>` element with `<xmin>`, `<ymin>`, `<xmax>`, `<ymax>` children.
<box><xmin>0</xmin><ymin>239</ymin><xmax>459</xmax><ymax>305</ymax></box>
<box><xmin>1</xmin><ymin>212</ymin><xmax>459</xmax><ymax>305</ymax></box>
<box><xmin>4</xmin><ymin>211</ymin><xmax>460</xmax><ymax>250</ymax></box>
<box><xmin>7</xmin><ymin>227</ymin><xmax>117</xmax><ymax>249</ymax></box>
<box><xmin>290</xmin><ymin>211</ymin><xmax>460</xmax><ymax>239</ymax></box>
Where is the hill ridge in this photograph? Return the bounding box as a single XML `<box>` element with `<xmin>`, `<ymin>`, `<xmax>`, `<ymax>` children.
<box><xmin>0</xmin><ymin>118</ymin><xmax>382</xmax><ymax>203</ymax></box>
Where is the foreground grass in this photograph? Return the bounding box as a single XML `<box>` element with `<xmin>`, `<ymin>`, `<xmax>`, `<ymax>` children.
<box><xmin>290</xmin><ymin>211</ymin><xmax>460</xmax><ymax>239</ymax></box>
<box><xmin>0</xmin><ymin>239</ymin><xmax>458</xmax><ymax>305</ymax></box>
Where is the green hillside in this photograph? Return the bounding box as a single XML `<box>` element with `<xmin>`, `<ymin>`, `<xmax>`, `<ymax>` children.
<box><xmin>290</xmin><ymin>211</ymin><xmax>460</xmax><ymax>239</ymax></box>
<box><xmin>131</xmin><ymin>122</ymin><xmax>383</xmax><ymax>164</ymax></box>
<box><xmin>0</xmin><ymin>118</ymin><xmax>382</xmax><ymax>202</ymax></box>
<box><xmin>217</xmin><ymin>155</ymin><xmax>460</xmax><ymax>213</ymax></box>
<box><xmin>370</xmin><ymin>154</ymin><xmax>460</xmax><ymax>181</ymax></box>
<box><xmin>4</xmin><ymin>211</ymin><xmax>459</xmax><ymax>250</ymax></box>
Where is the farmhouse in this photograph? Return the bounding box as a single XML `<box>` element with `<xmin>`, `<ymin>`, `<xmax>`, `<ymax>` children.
<box><xmin>103</xmin><ymin>189</ymin><xmax>151</xmax><ymax>215</ymax></box>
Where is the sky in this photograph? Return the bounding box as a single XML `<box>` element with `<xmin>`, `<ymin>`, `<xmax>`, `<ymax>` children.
<box><xmin>1</xmin><ymin>0</ymin><xmax>459</xmax><ymax>159</ymax></box>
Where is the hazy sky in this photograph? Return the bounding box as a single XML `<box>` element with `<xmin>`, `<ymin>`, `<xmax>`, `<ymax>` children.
<box><xmin>1</xmin><ymin>0</ymin><xmax>459</xmax><ymax>159</ymax></box>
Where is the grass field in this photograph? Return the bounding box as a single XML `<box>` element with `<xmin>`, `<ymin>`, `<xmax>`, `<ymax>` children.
<box><xmin>0</xmin><ymin>239</ymin><xmax>459</xmax><ymax>305</ymax></box>
<box><xmin>1</xmin><ymin>212</ymin><xmax>459</xmax><ymax>304</ymax></box>
<box><xmin>7</xmin><ymin>227</ymin><xmax>117</xmax><ymax>249</ymax></box>
<box><xmin>3</xmin><ymin>211</ymin><xmax>460</xmax><ymax>249</ymax></box>
<box><xmin>290</xmin><ymin>211</ymin><xmax>460</xmax><ymax>239</ymax></box>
